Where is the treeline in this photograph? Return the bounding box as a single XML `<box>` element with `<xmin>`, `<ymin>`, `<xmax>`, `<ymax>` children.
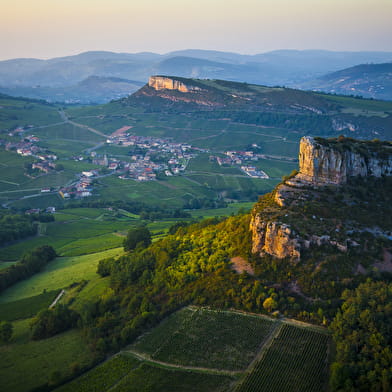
<box><xmin>30</xmin><ymin>304</ymin><xmax>79</xmax><ymax>340</ymax></box>
<box><xmin>66</xmin><ymin>200</ymin><xmax>191</xmax><ymax>220</ymax></box>
<box><xmin>183</xmin><ymin>197</ymin><xmax>227</xmax><ymax>209</ymax></box>
<box><xmin>0</xmin><ymin>245</ymin><xmax>56</xmax><ymax>293</ymax></box>
<box><xmin>330</xmin><ymin>280</ymin><xmax>392</xmax><ymax>391</ymax></box>
<box><xmin>230</xmin><ymin>111</ymin><xmax>335</xmax><ymax>135</ymax></box>
<box><xmin>0</xmin><ymin>211</ymin><xmax>54</xmax><ymax>247</ymax></box>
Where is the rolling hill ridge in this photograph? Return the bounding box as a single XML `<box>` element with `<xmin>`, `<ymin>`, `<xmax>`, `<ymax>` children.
<box><xmin>301</xmin><ymin>62</ymin><xmax>392</xmax><ymax>100</ymax></box>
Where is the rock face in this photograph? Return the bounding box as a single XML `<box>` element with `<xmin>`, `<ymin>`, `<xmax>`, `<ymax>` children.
<box><xmin>250</xmin><ymin>215</ymin><xmax>301</xmax><ymax>262</ymax></box>
<box><xmin>251</xmin><ymin>136</ymin><xmax>392</xmax><ymax>261</ymax></box>
<box><xmin>148</xmin><ymin>76</ymin><xmax>202</xmax><ymax>93</ymax></box>
<box><xmin>296</xmin><ymin>136</ymin><xmax>392</xmax><ymax>185</ymax></box>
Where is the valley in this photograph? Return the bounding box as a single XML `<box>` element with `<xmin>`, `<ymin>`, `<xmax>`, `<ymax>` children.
<box><xmin>0</xmin><ymin>77</ymin><xmax>391</xmax><ymax>392</ymax></box>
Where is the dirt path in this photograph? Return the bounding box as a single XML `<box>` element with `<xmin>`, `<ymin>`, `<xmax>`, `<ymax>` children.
<box><xmin>123</xmin><ymin>349</ymin><xmax>241</xmax><ymax>376</ymax></box>
<box><xmin>49</xmin><ymin>289</ymin><xmax>65</xmax><ymax>308</ymax></box>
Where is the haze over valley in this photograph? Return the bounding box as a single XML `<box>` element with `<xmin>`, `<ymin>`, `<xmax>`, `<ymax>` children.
<box><xmin>1</xmin><ymin>49</ymin><xmax>392</xmax><ymax>103</ymax></box>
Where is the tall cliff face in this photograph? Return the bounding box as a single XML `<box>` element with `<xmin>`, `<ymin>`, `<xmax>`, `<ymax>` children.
<box><xmin>251</xmin><ymin>136</ymin><xmax>392</xmax><ymax>261</ymax></box>
<box><xmin>296</xmin><ymin>136</ymin><xmax>392</xmax><ymax>185</ymax></box>
<box><xmin>148</xmin><ymin>76</ymin><xmax>202</xmax><ymax>93</ymax></box>
<box><xmin>250</xmin><ymin>216</ymin><xmax>301</xmax><ymax>261</ymax></box>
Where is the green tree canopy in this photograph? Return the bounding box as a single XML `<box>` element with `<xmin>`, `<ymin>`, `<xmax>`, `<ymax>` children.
<box><xmin>0</xmin><ymin>321</ymin><xmax>13</xmax><ymax>342</ymax></box>
<box><xmin>123</xmin><ymin>226</ymin><xmax>152</xmax><ymax>252</ymax></box>
<box><xmin>330</xmin><ymin>280</ymin><xmax>392</xmax><ymax>391</ymax></box>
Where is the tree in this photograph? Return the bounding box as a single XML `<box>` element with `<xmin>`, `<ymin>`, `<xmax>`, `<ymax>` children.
<box><xmin>263</xmin><ymin>297</ymin><xmax>278</xmax><ymax>312</ymax></box>
<box><xmin>0</xmin><ymin>321</ymin><xmax>13</xmax><ymax>342</ymax></box>
<box><xmin>30</xmin><ymin>304</ymin><xmax>79</xmax><ymax>340</ymax></box>
<box><xmin>123</xmin><ymin>226</ymin><xmax>151</xmax><ymax>252</ymax></box>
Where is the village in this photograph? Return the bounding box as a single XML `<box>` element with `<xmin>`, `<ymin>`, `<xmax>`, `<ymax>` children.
<box><xmin>1</xmin><ymin>125</ymin><xmax>269</xmax><ymax>201</ymax></box>
<box><xmin>211</xmin><ymin>145</ymin><xmax>269</xmax><ymax>179</ymax></box>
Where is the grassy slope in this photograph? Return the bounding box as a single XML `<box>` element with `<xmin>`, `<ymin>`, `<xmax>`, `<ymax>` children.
<box><xmin>0</xmin><ymin>319</ymin><xmax>93</xmax><ymax>392</ymax></box>
<box><xmin>0</xmin><ymin>247</ymin><xmax>123</xmax><ymax>303</ymax></box>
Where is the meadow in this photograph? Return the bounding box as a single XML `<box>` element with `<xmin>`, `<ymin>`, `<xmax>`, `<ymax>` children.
<box><xmin>0</xmin><ymin>324</ymin><xmax>93</xmax><ymax>392</ymax></box>
<box><xmin>0</xmin><ymin>247</ymin><xmax>123</xmax><ymax>303</ymax></box>
<box><xmin>0</xmin><ymin>289</ymin><xmax>59</xmax><ymax>320</ymax></box>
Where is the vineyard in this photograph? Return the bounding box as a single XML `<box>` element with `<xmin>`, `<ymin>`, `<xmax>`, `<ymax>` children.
<box><xmin>131</xmin><ymin>307</ymin><xmax>278</xmax><ymax>371</ymax></box>
<box><xmin>54</xmin><ymin>308</ymin><xmax>331</xmax><ymax>392</ymax></box>
<box><xmin>109</xmin><ymin>363</ymin><xmax>235</xmax><ymax>392</ymax></box>
<box><xmin>236</xmin><ymin>324</ymin><xmax>331</xmax><ymax>392</ymax></box>
<box><xmin>54</xmin><ymin>355</ymin><xmax>141</xmax><ymax>392</ymax></box>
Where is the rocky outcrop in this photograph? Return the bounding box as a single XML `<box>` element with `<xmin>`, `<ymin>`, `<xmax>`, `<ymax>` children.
<box><xmin>296</xmin><ymin>136</ymin><xmax>392</xmax><ymax>185</ymax></box>
<box><xmin>148</xmin><ymin>76</ymin><xmax>202</xmax><ymax>93</ymax></box>
<box><xmin>250</xmin><ymin>215</ymin><xmax>301</xmax><ymax>262</ymax></box>
<box><xmin>250</xmin><ymin>213</ymin><xmax>350</xmax><ymax>261</ymax></box>
<box><xmin>251</xmin><ymin>136</ymin><xmax>392</xmax><ymax>261</ymax></box>
<box><xmin>274</xmin><ymin>136</ymin><xmax>392</xmax><ymax>206</ymax></box>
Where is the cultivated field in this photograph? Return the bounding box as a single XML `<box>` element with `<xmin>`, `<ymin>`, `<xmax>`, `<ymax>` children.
<box><xmin>131</xmin><ymin>307</ymin><xmax>277</xmax><ymax>371</ymax></box>
<box><xmin>52</xmin><ymin>307</ymin><xmax>331</xmax><ymax>392</ymax></box>
<box><xmin>236</xmin><ymin>323</ymin><xmax>331</xmax><ymax>392</ymax></box>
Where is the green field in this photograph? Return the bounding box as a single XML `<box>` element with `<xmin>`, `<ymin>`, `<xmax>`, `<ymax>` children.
<box><xmin>0</xmin><ymin>290</ymin><xmax>59</xmax><ymax>321</ymax></box>
<box><xmin>54</xmin><ymin>355</ymin><xmax>142</xmax><ymax>392</ymax></box>
<box><xmin>0</xmin><ymin>208</ymin><xmax>133</xmax><ymax>261</ymax></box>
<box><xmin>0</xmin><ymin>96</ymin><xmax>61</xmax><ymax>129</ymax></box>
<box><xmin>0</xmin><ymin>247</ymin><xmax>123</xmax><ymax>303</ymax></box>
<box><xmin>0</xmin><ymin>323</ymin><xmax>93</xmax><ymax>392</ymax></box>
<box><xmin>33</xmin><ymin>122</ymin><xmax>105</xmax><ymax>143</ymax></box>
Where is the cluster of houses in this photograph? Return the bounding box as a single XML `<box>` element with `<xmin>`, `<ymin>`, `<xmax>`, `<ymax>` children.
<box><xmin>25</xmin><ymin>206</ymin><xmax>56</xmax><ymax>214</ymax></box>
<box><xmin>240</xmin><ymin>165</ymin><xmax>269</xmax><ymax>178</ymax></box>
<box><xmin>104</xmin><ymin>132</ymin><xmax>196</xmax><ymax>180</ymax></box>
<box><xmin>59</xmin><ymin>171</ymin><xmax>96</xmax><ymax>199</ymax></box>
<box><xmin>4</xmin><ymin>129</ymin><xmax>58</xmax><ymax>174</ymax></box>
<box><xmin>211</xmin><ymin>148</ymin><xmax>269</xmax><ymax>178</ymax></box>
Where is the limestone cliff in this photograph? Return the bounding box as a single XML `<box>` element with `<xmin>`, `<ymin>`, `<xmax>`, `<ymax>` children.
<box><xmin>251</xmin><ymin>136</ymin><xmax>392</xmax><ymax>261</ymax></box>
<box><xmin>148</xmin><ymin>76</ymin><xmax>202</xmax><ymax>93</ymax></box>
<box><xmin>275</xmin><ymin>136</ymin><xmax>392</xmax><ymax>206</ymax></box>
<box><xmin>250</xmin><ymin>216</ymin><xmax>301</xmax><ymax>262</ymax></box>
<box><xmin>296</xmin><ymin>136</ymin><xmax>392</xmax><ymax>185</ymax></box>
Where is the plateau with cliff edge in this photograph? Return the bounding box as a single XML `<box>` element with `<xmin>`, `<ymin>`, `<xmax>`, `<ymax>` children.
<box><xmin>123</xmin><ymin>75</ymin><xmax>392</xmax><ymax>140</ymax></box>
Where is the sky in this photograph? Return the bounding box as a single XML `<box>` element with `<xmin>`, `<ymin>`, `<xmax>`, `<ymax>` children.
<box><xmin>1</xmin><ymin>0</ymin><xmax>392</xmax><ymax>60</ymax></box>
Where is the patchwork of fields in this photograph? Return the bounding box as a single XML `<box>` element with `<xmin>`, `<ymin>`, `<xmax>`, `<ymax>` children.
<box><xmin>0</xmin><ymin>94</ymin><xmax>300</xmax><ymax>210</ymax></box>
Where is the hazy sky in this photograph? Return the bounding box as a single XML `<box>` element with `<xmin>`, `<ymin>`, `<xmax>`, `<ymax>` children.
<box><xmin>1</xmin><ymin>0</ymin><xmax>392</xmax><ymax>60</ymax></box>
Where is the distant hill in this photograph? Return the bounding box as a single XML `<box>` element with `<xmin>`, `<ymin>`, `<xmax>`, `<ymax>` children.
<box><xmin>0</xmin><ymin>76</ymin><xmax>144</xmax><ymax>104</ymax></box>
<box><xmin>1</xmin><ymin>49</ymin><xmax>392</xmax><ymax>103</ymax></box>
<box><xmin>123</xmin><ymin>75</ymin><xmax>392</xmax><ymax>140</ymax></box>
<box><xmin>299</xmin><ymin>62</ymin><xmax>392</xmax><ymax>100</ymax></box>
